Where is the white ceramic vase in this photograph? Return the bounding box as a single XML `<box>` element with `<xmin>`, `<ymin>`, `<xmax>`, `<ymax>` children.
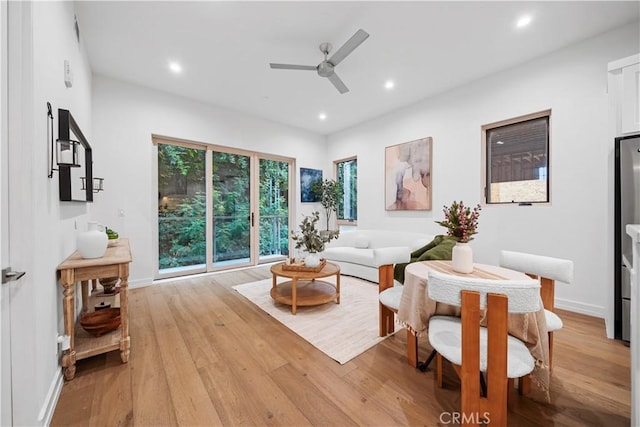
<box><xmin>451</xmin><ymin>242</ymin><xmax>473</xmax><ymax>273</ymax></box>
<box><xmin>304</xmin><ymin>252</ymin><xmax>321</xmax><ymax>267</ymax></box>
<box><xmin>77</xmin><ymin>221</ymin><xmax>108</xmax><ymax>259</ymax></box>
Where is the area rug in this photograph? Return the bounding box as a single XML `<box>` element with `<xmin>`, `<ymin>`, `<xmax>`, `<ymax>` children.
<box><xmin>233</xmin><ymin>276</ymin><xmax>392</xmax><ymax>364</ymax></box>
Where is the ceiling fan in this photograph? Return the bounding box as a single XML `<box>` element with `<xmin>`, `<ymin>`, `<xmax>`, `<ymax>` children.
<box><xmin>269</xmin><ymin>29</ymin><xmax>370</xmax><ymax>94</ymax></box>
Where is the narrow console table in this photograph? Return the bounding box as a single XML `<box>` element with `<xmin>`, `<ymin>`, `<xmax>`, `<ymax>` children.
<box><xmin>57</xmin><ymin>238</ymin><xmax>132</xmax><ymax>380</ymax></box>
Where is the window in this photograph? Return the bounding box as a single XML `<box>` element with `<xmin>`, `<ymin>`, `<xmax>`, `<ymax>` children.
<box><xmin>483</xmin><ymin>110</ymin><xmax>550</xmax><ymax>204</ymax></box>
<box><xmin>335</xmin><ymin>157</ymin><xmax>357</xmax><ymax>224</ymax></box>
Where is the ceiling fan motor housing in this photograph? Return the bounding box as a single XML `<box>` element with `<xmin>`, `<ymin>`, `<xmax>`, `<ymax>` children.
<box><xmin>317</xmin><ymin>61</ymin><xmax>335</xmax><ymax>77</ymax></box>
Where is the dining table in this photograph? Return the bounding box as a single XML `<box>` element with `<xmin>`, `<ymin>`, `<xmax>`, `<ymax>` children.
<box><xmin>397</xmin><ymin>260</ymin><xmax>551</xmax><ymax>394</ymax></box>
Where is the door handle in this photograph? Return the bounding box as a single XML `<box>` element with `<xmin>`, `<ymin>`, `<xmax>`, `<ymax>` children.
<box><xmin>251</xmin><ymin>212</ymin><xmax>254</xmax><ymax>227</ymax></box>
<box><xmin>2</xmin><ymin>267</ymin><xmax>26</xmax><ymax>284</ymax></box>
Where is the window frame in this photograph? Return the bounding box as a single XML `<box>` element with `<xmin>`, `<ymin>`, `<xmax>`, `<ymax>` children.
<box><xmin>334</xmin><ymin>156</ymin><xmax>357</xmax><ymax>226</ymax></box>
<box><xmin>481</xmin><ymin>109</ymin><xmax>552</xmax><ymax>206</ymax></box>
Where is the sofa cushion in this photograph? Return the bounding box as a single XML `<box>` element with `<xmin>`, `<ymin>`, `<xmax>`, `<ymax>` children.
<box><xmin>354</xmin><ymin>235</ymin><xmax>370</xmax><ymax>249</ymax></box>
<box><xmin>322</xmin><ymin>247</ymin><xmax>374</xmax><ymax>266</ymax></box>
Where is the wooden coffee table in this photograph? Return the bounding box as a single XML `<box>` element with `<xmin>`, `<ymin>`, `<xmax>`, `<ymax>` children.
<box><xmin>270</xmin><ymin>261</ymin><xmax>341</xmax><ymax>314</ymax></box>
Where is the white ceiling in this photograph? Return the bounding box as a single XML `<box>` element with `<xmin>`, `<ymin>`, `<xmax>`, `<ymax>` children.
<box><xmin>75</xmin><ymin>1</ymin><xmax>639</xmax><ymax>136</ymax></box>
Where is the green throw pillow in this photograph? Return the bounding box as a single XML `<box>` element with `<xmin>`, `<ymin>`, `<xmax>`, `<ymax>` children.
<box><xmin>410</xmin><ymin>235</ymin><xmax>444</xmax><ymax>259</ymax></box>
<box><xmin>416</xmin><ymin>237</ymin><xmax>457</xmax><ymax>261</ymax></box>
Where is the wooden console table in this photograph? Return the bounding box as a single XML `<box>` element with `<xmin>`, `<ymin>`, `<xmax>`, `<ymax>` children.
<box><xmin>57</xmin><ymin>238</ymin><xmax>132</xmax><ymax>380</ymax></box>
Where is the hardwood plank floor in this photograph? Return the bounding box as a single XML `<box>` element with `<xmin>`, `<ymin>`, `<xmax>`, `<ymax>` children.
<box><xmin>51</xmin><ymin>266</ymin><xmax>631</xmax><ymax>426</ymax></box>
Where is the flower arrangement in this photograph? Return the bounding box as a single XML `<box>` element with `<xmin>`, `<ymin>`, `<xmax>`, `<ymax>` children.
<box><xmin>291</xmin><ymin>211</ymin><xmax>339</xmax><ymax>254</ymax></box>
<box><xmin>435</xmin><ymin>201</ymin><xmax>481</xmax><ymax>243</ymax></box>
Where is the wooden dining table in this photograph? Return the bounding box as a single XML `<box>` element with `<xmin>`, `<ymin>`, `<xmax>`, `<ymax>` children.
<box><xmin>397</xmin><ymin>260</ymin><xmax>550</xmax><ymax>393</ymax></box>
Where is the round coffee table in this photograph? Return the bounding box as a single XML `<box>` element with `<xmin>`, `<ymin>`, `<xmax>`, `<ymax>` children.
<box><xmin>270</xmin><ymin>261</ymin><xmax>340</xmax><ymax>314</ymax></box>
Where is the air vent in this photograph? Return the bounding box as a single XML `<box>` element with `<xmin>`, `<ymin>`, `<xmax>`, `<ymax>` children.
<box><xmin>74</xmin><ymin>14</ymin><xmax>80</xmax><ymax>43</ymax></box>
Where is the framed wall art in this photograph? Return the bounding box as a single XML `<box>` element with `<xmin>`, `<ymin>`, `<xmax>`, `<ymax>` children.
<box><xmin>385</xmin><ymin>137</ymin><xmax>432</xmax><ymax>211</ymax></box>
<box><xmin>300</xmin><ymin>167</ymin><xmax>322</xmax><ymax>202</ymax></box>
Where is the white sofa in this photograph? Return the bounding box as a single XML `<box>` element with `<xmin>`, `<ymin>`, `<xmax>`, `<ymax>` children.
<box><xmin>321</xmin><ymin>229</ymin><xmax>435</xmax><ymax>283</ymax></box>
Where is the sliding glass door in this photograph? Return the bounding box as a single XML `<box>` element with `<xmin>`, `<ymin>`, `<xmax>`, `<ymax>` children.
<box><xmin>158</xmin><ymin>144</ymin><xmax>207</xmax><ymax>275</ymax></box>
<box><xmin>258</xmin><ymin>158</ymin><xmax>290</xmax><ymax>262</ymax></box>
<box><xmin>212</xmin><ymin>151</ymin><xmax>251</xmax><ymax>267</ymax></box>
<box><xmin>156</xmin><ymin>138</ymin><xmax>292</xmax><ymax>278</ymax></box>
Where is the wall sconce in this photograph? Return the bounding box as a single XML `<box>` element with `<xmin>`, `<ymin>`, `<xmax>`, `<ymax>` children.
<box><xmin>47</xmin><ymin>103</ymin><xmax>96</xmax><ymax>202</ymax></box>
<box><xmin>47</xmin><ymin>102</ymin><xmax>81</xmax><ymax>175</ymax></box>
<box><xmin>56</xmin><ymin>139</ymin><xmax>81</xmax><ymax>168</ymax></box>
<box><xmin>81</xmin><ymin>177</ymin><xmax>105</xmax><ymax>193</ymax></box>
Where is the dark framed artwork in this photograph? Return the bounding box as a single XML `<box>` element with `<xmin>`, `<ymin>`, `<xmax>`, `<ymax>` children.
<box><xmin>300</xmin><ymin>167</ymin><xmax>322</xmax><ymax>202</ymax></box>
<box><xmin>385</xmin><ymin>137</ymin><xmax>432</xmax><ymax>211</ymax></box>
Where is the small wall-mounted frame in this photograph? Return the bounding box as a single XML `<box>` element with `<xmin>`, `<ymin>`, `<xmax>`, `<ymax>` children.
<box><xmin>58</xmin><ymin>109</ymin><xmax>93</xmax><ymax>202</ymax></box>
<box><xmin>300</xmin><ymin>167</ymin><xmax>322</xmax><ymax>202</ymax></box>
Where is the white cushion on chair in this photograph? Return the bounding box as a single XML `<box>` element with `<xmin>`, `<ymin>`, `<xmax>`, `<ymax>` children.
<box><xmin>379</xmin><ymin>286</ymin><xmax>403</xmax><ymax>312</ymax></box>
<box><xmin>545</xmin><ymin>309</ymin><xmax>563</xmax><ymax>332</ymax></box>
<box><xmin>500</xmin><ymin>250</ymin><xmax>573</xmax><ymax>284</ymax></box>
<box><xmin>428</xmin><ymin>316</ymin><xmax>536</xmax><ymax>379</ymax></box>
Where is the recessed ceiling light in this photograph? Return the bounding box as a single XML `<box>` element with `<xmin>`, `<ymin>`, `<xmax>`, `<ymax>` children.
<box><xmin>496</xmin><ymin>141</ymin><xmax>505</xmax><ymax>145</ymax></box>
<box><xmin>385</xmin><ymin>80</ymin><xmax>395</xmax><ymax>90</ymax></box>
<box><xmin>168</xmin><ymin>61</ymin><xmax>182</xmax><ymax>74</ymax></box>
<box><xmin>318</xmin><ymin>113</ymin><xmax>327</xmax><ymax>121</ymax></box>
<box><xmin>516</xmin><ymin>15</ymin><xmax>532</xmax><ymax>28</ymax></box>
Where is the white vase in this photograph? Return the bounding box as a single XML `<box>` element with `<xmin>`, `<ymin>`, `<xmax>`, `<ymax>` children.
<box><xmin>451</xmin><ymin>242</ymin><xmax>473</xmax><ymax>273</ymax></box>
<box><xmin>304</xmin><ymin>252</ymin><xmax>321</xmax><ymax>267</ymax></box>
<box><xmin>77</xmin><ymin>221</ymin><xmax>108</xmax><ymax>259</ymax></box>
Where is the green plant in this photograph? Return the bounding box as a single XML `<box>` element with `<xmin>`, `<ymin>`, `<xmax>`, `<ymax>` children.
<box><xmin>435</xmin><ymin>200</ymin><xmax>481</xmax><ymax>243</ymax></box>
<box><xmin>311</xmin><ymin>179</ymin><xmax>344</xmax><ymax>230</ymax></box>
<box><xmin>291</xmin><ymin>211</ymin><xmax>339</xmax><ymax>253</ymax></box>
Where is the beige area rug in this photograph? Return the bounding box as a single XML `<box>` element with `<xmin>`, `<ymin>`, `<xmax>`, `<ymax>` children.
<box><xmin>233</xmin><ymin>275</ymin><xmax>393</xmax><ymax>364</ymax></box>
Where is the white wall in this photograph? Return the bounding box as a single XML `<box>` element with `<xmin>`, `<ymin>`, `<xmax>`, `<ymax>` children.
<box><xmin>327</xmin><ymin>22</ymin><xmax>640</xmax><ymax>319</ymax></box>
<box><xmin>7</xmin><ymin>1</ymin><xmax>93</xmax><ymax>425</ymax></box>
<box><xmin>90</xmin><ymin>76</ymin><xmax>327</xmax><ymax>285</ymax></box>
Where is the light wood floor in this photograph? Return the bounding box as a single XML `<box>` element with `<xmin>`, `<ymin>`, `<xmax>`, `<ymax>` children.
<box><xmin>51</xmin><ymin>266</ymin><xmax>631</xmax><ymax>426</ymax></box>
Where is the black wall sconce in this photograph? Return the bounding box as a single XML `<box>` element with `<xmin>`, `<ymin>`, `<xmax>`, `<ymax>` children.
<box><xmin>47</xmin><ymin>103</ymin><xmax>103</xmax><ymax>201</ymax></box>
<box><xmin>80</xmin><ymin>177</ymin><xmax>104</xmax><ymax>193</ymax></box>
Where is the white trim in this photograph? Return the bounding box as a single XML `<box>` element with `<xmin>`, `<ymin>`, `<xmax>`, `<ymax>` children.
<box><xmin>607</xmin><ymin>54</ymin><xmax>640</xmax><ymax>72</ymax></box>
<box><xmin>128</xmin><ymin>277</ymin><xmax>153</xmax><ymax>289</ymax></box>
<box><xmin>37</xmin><ymin>369</ymin><xmax>63</xmax><ymax>426</ymax></box>
<box><xmin>555</xmin><ymin>297</ymin><xmax>605</xmax><ymax>319</ymax></box>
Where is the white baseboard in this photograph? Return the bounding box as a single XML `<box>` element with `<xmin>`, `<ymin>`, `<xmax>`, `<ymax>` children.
<box><xmin>38</xmin><ymin>368</ymin><xmax>63</xmax><ymax>426</ymax></box>
<box><xmin>555</xmin><ymin>297</ymin><xmax>605</xmax><ymax>319</ymax></box>
<box><xmin>128</xmin><ymin>277</ymin><xmax>153</xmax><ymax>289</ymax></box>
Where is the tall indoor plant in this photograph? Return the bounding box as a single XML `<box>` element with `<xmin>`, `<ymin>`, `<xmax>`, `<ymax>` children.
<box><xmin>312</xmin><ymin>179</ymin><xmax>344</xmax><ymax>231</ymax></box>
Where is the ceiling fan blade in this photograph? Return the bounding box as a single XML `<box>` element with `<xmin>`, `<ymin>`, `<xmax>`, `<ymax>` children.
<box><xmin>328</xmin><ymin>29</ymin><xmax>369</xmax><ymax>66</ymax></box>
<box><xmin>269</xmin><ymin>63</ymin><xmax>317</xmax><ymax>71</ymax></box>
<box><xmin>328</xmin><ymin>73</ymin><xmax>349</xmax><ymax>94</ymax></box>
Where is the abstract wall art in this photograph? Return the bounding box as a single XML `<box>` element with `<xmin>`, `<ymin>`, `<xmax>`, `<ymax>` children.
<box><xmin>385</xmin><ymin>137</ymin><xmax>432</xmax><ymax>211</ymax></box>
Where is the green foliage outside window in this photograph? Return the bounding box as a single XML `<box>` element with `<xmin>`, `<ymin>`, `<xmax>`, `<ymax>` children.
<box><xmin>158</xmin><ymin>144</ymin><xmax>290</xmax><ymax>270</ymax></box>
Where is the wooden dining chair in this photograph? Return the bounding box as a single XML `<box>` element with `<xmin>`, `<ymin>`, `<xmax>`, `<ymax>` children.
<box><xmin>373</xmin><ymin>247</ymin><xmax>422</xmax><ymax>366</ymax></box>
<box><xmin>499</xmin><ymin>250</ymin><xmax>573</xmax><ymax>369</ymax></box>
<box><xmin>427</xmin><ymin>270</ymin><xmax>541</xmax><ymax>427</ymax></box>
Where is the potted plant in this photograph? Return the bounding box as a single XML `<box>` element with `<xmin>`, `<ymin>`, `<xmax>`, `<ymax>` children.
<box><xmin>311</xmin><ymin>178</ymin><xmax>344</xmax><ymax>231</ymax></box>
<box><xmin>291</xmin><ymin>211</ymin><xmax>339</xmax><ymax>266</ymax></box>
<box><xmin>435</xmin><ymin>200</ymin><xmax>481</xmax><ymax>273</ymax></box>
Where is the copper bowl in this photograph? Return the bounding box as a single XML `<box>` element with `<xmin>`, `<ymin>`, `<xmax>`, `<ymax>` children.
<box><xmin>79</xmin><ymin>308</ymin><xmax>121</xmax><ymax>337</ymax></box>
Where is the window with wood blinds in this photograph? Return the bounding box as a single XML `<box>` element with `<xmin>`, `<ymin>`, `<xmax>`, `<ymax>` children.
<box><xmin>483</xmin><ymin>110</ymin><xmax>550</xmax><ymax>205</ymax></box>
